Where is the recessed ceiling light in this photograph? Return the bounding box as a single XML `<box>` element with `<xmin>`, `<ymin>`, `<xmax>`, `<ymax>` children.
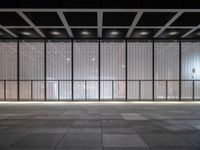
<box><xmin>121</xmin><ymin>65</ymin><xmax>125</xmax><ymax>68</ymax></box>
<box><xmin>67</xmin><ymin>58</ymin><xmax>70</xmax><ymax>61</ymax></box>
<box><xmin>92</xmin><ymin>58</ymin><xmax>95</xmax><ymax>61</ymax></box>
<box><xmin>82</xmin><ymin>31</ymin><xmax>89</xmax><ymax>35</ymax></box>
<box><xmin>110</xmin><ymin>31</ymin><xmax>119</xmax><ymax>35</ymax></box>
<box><xmin>196</xmin><ymin>32</ymin><xmax>200</xmax><ymax>36</ymax></box>
<box><xmin>51</xmin><ymin>31</ymin><xmax>60</xmax><ymax>35</ymax></box>
<box><xmin>140</xmin><ymin>31</ymin><xmax>148</xmax><ymax>35</ymax></box>
<box><xmin>169</xmin><ymin>31</ymin><xmax>178</xmax><ymax>35</ymax></box>
<box><xmin>21</xmin><ymin>31</ymin><xmax>31</xmax><ymax>36</ymax></box>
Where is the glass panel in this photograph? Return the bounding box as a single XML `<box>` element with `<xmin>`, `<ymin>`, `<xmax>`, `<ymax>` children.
<box><xmin>100</xmin><ymin>81</ymin><xmax>112</xmax><ymax>100</ymax></box>
<box><xmin>19</xmin><ymin>41</ymin><xmax>44</xmax><ymax>80</ymax></box>
<box><xmin>127</xmin><ymin>41</ymin><xmax>152</xmax><ymax>80</ymax></box>
<box><xmin>141</xmin><ymin>81</ymin><xmax>152</xmax><ymax>100</ymax></box>
<box><xmin>182</xmin><ymin>42</ymin><xmax>200</xmax><ymax>80</ymax></box>
<box><xmin>167</xmin><ymin>81</ymin><xmax>179</xmax><ymax>100</ymax></box>
<box><xmin>59</xmin><ymin>81</ymin><xmax>72</xmax><ymax>100</ymax></box>
<box><xmin>74</xmin><ymin>81</ymin><xmax>85</xmax><ymax>100</ymax></box>
<box><xmin>74</xmin><ymin>41</ymin><xmax>98</xmax><ymax>80</ymax></box>
<box><xmin>154</xmin><ymin>42</ymin><xmax>179</xmax><ymax>80</ymax></box>
<box><xmin>33</xmin><ymin>81</ymin><xmax>44</xmax><ymax>100</ymax></box>
<box><xmin>181</xmin><ymin>81</ymin><xmax>193</xmax><ymax>100</ymax></box>
<box><xmin>154</xmin><ymin>81</ymin><xmax>166</xmax><ymax>100</ymax></box>
<box><xmin>6</xmin><ymin>81</ymin><xmax>17</xmax><ymax>100</ymax></box>
<box><xmin>86</xmin><ymin>81</ymin><xmax>98</xmax><ymax>100</ymax></box>
<box><xmin>100</xmin><ymin>41</ymin><xmax>125</xmax><ymax>80</ymax></box>
<box><xmin>0</xmin><ymin>81</ymin><xmax>4</xmax><ymax>100</ymax></box>
<box><xmin>127</xmin><ymin>81</ymin><xmax>139</xmax><ymax>100</ymax></box>
<box><xmin>114</xmin><ymin>81</ymin><xmax>126</xmax><ymax>100</ymax></box>
<box><xmin>0</xmin><ymin>41</ymin><xmax>17</xmax><ymax>80</ymax></box>
<box><xmin>46</xmin><ymin>41</ymin><xmax>71</xmax><ymax>80</ymax></box>
<box><xmin>19</xmin><ymin>81</ymin><xmax>31</xmax><ymax>100</ymax></box>
<box><xmin>46</xmin><ymin>81</ymin><xmax>58</xmax><ymax>100</ymax></box>
<box><xmin>195</xmin><ymin>81</ymin><xmax>200</xmax><ymax>100</ymax></box>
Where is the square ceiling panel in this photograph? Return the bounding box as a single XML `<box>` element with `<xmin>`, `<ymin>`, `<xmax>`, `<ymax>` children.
<box><xmin>137</xmin><ymin>12</ymin><xmax>176</xmax><ymax>26</ymax></box>
<box><xmin>0</xmin><ymin>29</ymin><xmax>14</xmax><ymax>38</ymax></box>
<box><xmin>9</xmin><ymin>28</ymin><xmax>42</xmax><ymax>38</ymax></box>
<box><xmin>102</xmin><ymin>29</ymin><xmax>128</xmax><ymax>38</ymax></box>
<box><xmin>171</xmin><ymin>13</ymin><xmax>200</xmax><ymax>26</ymax></box>
<box><xmin>64</xmin><ymin>12</ymin><xmax>97</xmax><ymax>26</ymax></box>
<box><xmin>40</xmin><ymin>28</ymin><xmax>69</xmax><ymax>38</ymax></box>
<box><xmin>0</xmin><ymin>12</ymin><xmax>29</xmax><ymax>26</ymax></box>
<box><xmin>185</xmin><ymin>29</ymin><xmax>200</xmax><ymax>38</ymax></box>
<box><xmin>158</xmin><ymin>29</ymin><xmax>190</xmax><ymax>38</ymax></box>
<box><xmin>103</xmin><ymin>12</ymin><xmax>136</xmax><ymax>26</ymax></box>
<box><xmin>72</xmin><ymin>28</ymin><xmax>97</xmax><ymax>38</ymax></box>
<box><xmin>24</xmin><ymin>12</ymin><xmax>63</xmax><ymax>26</ymax></box>
<box><xmin>131</xmin><ymin>28</ymin><xmax>160</xmax><ymax>38</ymax></box>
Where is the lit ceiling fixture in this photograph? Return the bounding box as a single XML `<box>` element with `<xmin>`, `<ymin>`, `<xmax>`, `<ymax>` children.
<box><xmin>67</xmin><ymin>58</ymin><xmax>70</xmax><ymax>61</ymax></box>
<box><xmin>22</xmin><ymin>31</ymin><xmax>31</xmax><ymax>35</ymax></box>
<box><xmin>92</xmin><ymin>58</ymin><xmax>95</xmax><ymax>61</ymax></box>
<box><xmin>121</xmin><ymin>65</ymin><xmax>125</xmax><ymax>68</ymax></box>
<box><xmin>110</xmin><ymin>31</ymin><xmax>119</xmax><ymax>35</ymax></box>
<box><xmin>51</xmin><ymin>31</ymin><xmax>60</xmax><ymax>35</ymax></box>
<box><xmin>169</xmin><ymin>31</ymin><xmax>178</xmax><ymax>35</ymax></box>
<box><xmin>196</xmin><ymin>32</ymin><xmax>200</xmax><ymax>36</ymax></box>
<box><xmin>140</xmin><ymin>31</ymin><xmax>148</xmax><ymax>35</ymax></box>
<box><xmin>81</xmin><ymin>31</ymin><xmax>89</xmax><ymax>35</ymax></box>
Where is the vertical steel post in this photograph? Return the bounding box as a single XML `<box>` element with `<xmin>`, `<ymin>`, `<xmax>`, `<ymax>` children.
<box><xmin>179</xmin><ymin>40</ymin><xmax>181</xmax><ymax>101</ymax></box>
<box><xmin>125</xmin><ymin>39</ymin><xmax>128</xmax><ymax>101</ymax></box>
<box><xmin>44</xmin><ymin>40</ymin><xmax>47</xmax><ymax>101</ymax></box>
<box><xmin>152</xmin><ymin>40</ymin><xmax>155</xmax><ymax>101</ymax></box>
<box><xmin>71</xmin><ymin>40</ymin><xmax>74</xmax><ymax>101</ymax></box>
<box><xmin>17</xmin><ymin>40</ymin><xmax>20</xmax><ymax>101</ymax></box>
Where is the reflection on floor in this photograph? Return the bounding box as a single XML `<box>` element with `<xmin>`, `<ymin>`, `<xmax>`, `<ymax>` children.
<box><xmin>0</xmin><ymin>101</ymin><xmax>200</xmax><ymax>150</ymax></box>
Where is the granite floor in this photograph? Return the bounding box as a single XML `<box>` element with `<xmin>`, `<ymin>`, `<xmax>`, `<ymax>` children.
<box><xmin>0</xmin><ymin>101</ymin><xmax>200</xmax><ymax>150</ymax></box>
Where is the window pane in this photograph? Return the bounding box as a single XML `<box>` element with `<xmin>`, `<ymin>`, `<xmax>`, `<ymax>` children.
<box><xmin>59</xmin><ymin>81</ymin><xmax>72</xmax><ymax>100</ymax></box>
<box><xmin>168</xmin><ymin>81</ymin><xmax>179</xmax><ymax>100</ymax></box>
<box><xmin>195</xmin><ymin>81</ymin><xmax>200</xmax><ymax>100</ymax></box>
<box><xmin>127</xmin><ymin>41</ymin><xmax>152</xmax><ymax>80</ymax></box>
<box><xmin>19</xmin><ymin>41</ymin><xmax>44</xmax><ymax>80</ymax></box>
<box><xmin>6</xmin><ymin>81</ymin><xmax>17</xmax><ymax>100</ymax></box>
<box><xmin>154</xmin><ymin>81</ymin><xmax>166</xmax><ymax>100</ymax></box>
<box><xmin>74</xmin><ymin>81</ymin><xmax>85</xmax><ymax>100</ymax></box>
<box><xmin>155</xmin><ymin>41</ymin><xmax>179</xmax><ymax>80</ymax></box>
<box><xmin>100</xmin><ymin>41</ymin><xmax>125</xmax><ymax>80</ymax></box>
<box><xmin>86</xmin><ymin>81</ymin><xmax>98</xmax><ymax>100</ymax></box>
<box><xmin>0</xmin><ymin>81</ymin><xmax>4</xmax><ymax>100</ymax></box>
<box><xmin>19</xmin><ymin>81</ymin><xmax>31</xmax><ymax>100</ymax></box>
<box><xmin>46</xmin><ymin>41</ymin><xmax>71</xmax><ymax>80</ymax></box>
<box><xmin>33</xmin><ymin>81</ymin><xmax>44</xmax><ymax>100</ymax></box>
<box><xmin>141</xmin><ymin>81</ymin><xmax>152</xmax><ymax>100</ymax></box>
<box><xmin>100</xmin><ymin>81</ymin><xmax>112</xmax><ymax>100</ymax></box>
<box><xmin>182</xmin><ymin>42</ymin><xmax>200</xmax><ymax>80</ymax></box>
<box><xmin>47</xmin><ymin>81</ymin><xmax>58</xmax><ymax>100</ymax></box>
<box><xmin>74</xmin><ymin>41</ymin><xmax>98</xmax><ymax>80</ymax></box>
<box><xmin>181</xmin><ymin>81</ymin><xmax>193</xmax><ymax>100</ymax></box>
<box><xmin>0</xmin><ymin>41</ymin><xmax>17</xmax><ymax>80</ymax></box>
<box><xmin>114</xmin><ymin>81</ymin><xmax>126</xmax><ymax>100</ymax></box>
<box><xmin>127</xmin><ymin>81</ymin><xmax>139</xmax><ymax>100</ymax></box>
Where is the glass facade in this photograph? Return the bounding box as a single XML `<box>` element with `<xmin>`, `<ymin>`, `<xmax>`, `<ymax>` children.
<box><xmin>0</xmin><ymin>39</ymin><xmax>200</xmax><ymax>101</ymax></box>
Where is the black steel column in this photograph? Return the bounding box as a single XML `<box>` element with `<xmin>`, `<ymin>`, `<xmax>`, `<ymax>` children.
<box><xmin>4</xmin><ymin>80</ymin><xmax>6</xmax><ymax>101</ymax></box>
<box><xmin>98</xmin><ymin>39</ymin><xmax>101</xmax><ymax>101</ymax></box>
<box><xmin>17</xmin><ymin>40</ymin><xmax>20</xmax><ymax>101</ymax></box>
<box><xmin>44</xmin><ymin>40</ymin><xmax>47</xmax><ymax>101</ymax></box>
<box><xmin>58</xmin><ymin>80</ymin><xmax>60</xmax><ymax>100</ymax></box>
<box><xmin>152</xmin><ymin>40</ymin><xmax>155</xmax><ymax>101</ymax></box>
<box><xmin>125</xmin><ymin>39</ymin><xmax>128</xmax><ymax>101</ymax></box>
<box><xmin>179</xmin><ymin>40</ymin><xmax>181</xmax><ymax>101</ymax></box>
<box><xmin>193</xmin><ymin>80</ymin><xmax>195</xmax><ymax>100</ymax></box>
<box><xmin>71</xmin><ymin>40</ymin><xmax>74</xmax><ymax>101</ymax></box>
<box><xmin>166</xmin><ymin>80</ymin><xmax>168</xmax><ymax>101</ymax></box>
